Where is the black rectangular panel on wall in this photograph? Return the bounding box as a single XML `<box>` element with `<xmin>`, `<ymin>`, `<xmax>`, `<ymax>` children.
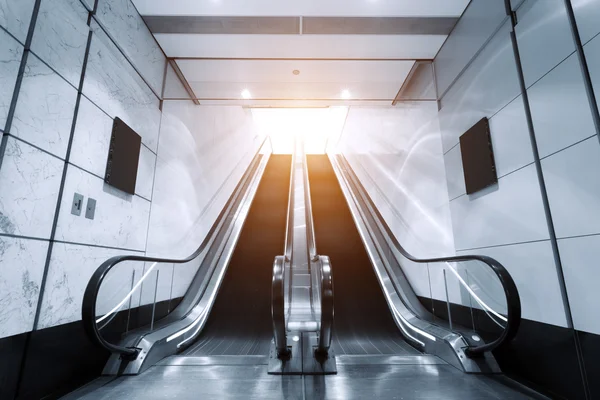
<box><xmin>459</xmin><ymin>117</ymin><xmax>498</xmax><ymax>194</ymax></box>
<box><xmin>105</xmin><ymin>117</ymin><xmax>141</xmax><ymax>195</ymax></box>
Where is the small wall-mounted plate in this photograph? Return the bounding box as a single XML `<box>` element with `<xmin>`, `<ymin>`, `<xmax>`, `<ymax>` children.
<box><xmin>85</xmin><ymin>198</ymin><xmax>97</xmax><ymax>220</ymax></box>
<box><xmin>71</xmin><ymin>193</ymin><xmax>84</xmax><ymax>216</ymax></box>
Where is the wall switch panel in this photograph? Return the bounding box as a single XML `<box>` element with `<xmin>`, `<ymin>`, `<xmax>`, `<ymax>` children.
<box><xmin>71</xmin><ymin>193</ymin><xmax>84</xmax><ymax>216</ymax></box>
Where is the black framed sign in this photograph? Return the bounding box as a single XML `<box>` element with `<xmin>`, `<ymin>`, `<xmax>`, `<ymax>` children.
<box><xmin>105</xmin><ymin>117</ymin><xmax>141</xmax><ymax>195</ymax></box>
<box><xmin>459</xmin><ymin>117</ymin><xmax>497</xmax><ymax>195</ymax></box>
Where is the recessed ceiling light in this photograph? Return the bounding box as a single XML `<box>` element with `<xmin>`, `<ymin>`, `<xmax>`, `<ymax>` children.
<box><xmin>341</xmin><ymin>89</ymin><xmax>351</xmax><ymax>99</ymax></box>
<box><xmin>293</xmin><ymin>69</ymin><xmax>300</xmax><ymax>75</ymax></box>
<box><xmin>241</xmin><ymin>89</ymin><xmax>251</xmax><ymax>99</ymax></box>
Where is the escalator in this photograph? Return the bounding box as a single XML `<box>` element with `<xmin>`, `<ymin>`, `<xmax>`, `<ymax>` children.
<box><xmin>182</xmin><ymin>155</ymin><xmax>291</xmax><ymax>356</ymax></box>
<box><xmin>71</xmin><ymin>142</ymin><xmax>543</xmax><ymax>399</ymax></box>
<box><xmin>307</xmin><ymin>155</ymin><xmax>419</xmax><ymax>356</ymax></box>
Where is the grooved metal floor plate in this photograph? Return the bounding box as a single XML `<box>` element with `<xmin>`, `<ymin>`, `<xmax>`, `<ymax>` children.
<box><xmin>65</xmin><ymin>363</ymin><xmax>538</xmax><ymax>400</ymax></box>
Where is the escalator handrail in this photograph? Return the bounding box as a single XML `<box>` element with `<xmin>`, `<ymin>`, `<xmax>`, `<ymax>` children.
<box><xmin>82</xmin><ymin>136</ymin><xmax>270</xmax><ymax>359</ymax></box>
<box><xmin>336</xmin><ymin>154</ymin><xmax>521</xmax><ymax>356</ymax></box>
<box><xmin>317</xmin><ymin>256</ymin><xmax>334</xmax><ymax>355</ymax></box>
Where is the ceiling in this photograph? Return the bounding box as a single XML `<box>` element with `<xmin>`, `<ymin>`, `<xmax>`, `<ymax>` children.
<box><xmin>133</xmin><ymin>0</ymin><xmax>470</xmax><ymax>106</ymax></box>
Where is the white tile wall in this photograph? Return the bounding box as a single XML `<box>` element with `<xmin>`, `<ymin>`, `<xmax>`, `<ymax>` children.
<box><xmin>0</xmin><ymin>28</ymin><xmax>22</xmax><ymax>130</ymax></box>
<box><xmin>55</xmin><ymin>166</ymin><xmax>151</xmax><ymax>251</ymax></box>
<box><xmin>95</xmin><ymin>0</ymin><xmax>166</xmax><ymax>95</ymax></box>
<box><xmin>457</xmin><ymin>241</ymin><xmax>568</xmax><ymax>327</ymax></box>
<box><xmin>571</xmin><ymin>0</ymin><xmax>600</xmax><ymax>45</ymax></box>
<box><xmin>487</xmin><ymin>95</ymin><xmax>533</xmax><ymax>177</ymax></box>
<box><xmin>70</xmin><ymin>95</ymin><xmax>113</xmax><ymax>177</ymax></box>
<box><xmin>0</xmin><ymin>138</ymin><xmax>63</xmax><ymax>238</ymax></box>
<box><xmin>136</xmin><ymin>145</ymin><xmax>156</xmax><ymax>201</ymax></box>
<box><xmin>434</xmin><ymin>0</ymin><xmax>507</xmax><ymax>98</ymax></box>
<box><xmin>515</xmin><ymin>0</ymin><xmax>575</xmax><ymax>88</ymax></box>
<box><xmin>0</xmin><ymin>0</ymin><xmax>35</xmax><ymax>44</ymax></box>
<box><xmin>559</xmin><ymin>234</ymin><xmax>600</xmax><ymax>334</ymax></box>
<box><xmin>340</xmin><ymin>104</ymin><xmax>455</xmax><ymax>259</ymax></box>
<box><xmin>439</xmin><ymin>21</ymin><xmax>520</xmax><ymax>152</ymax></box>
<box><xmin>0</xmin><ymin>236</ymin><xmax>48</xmax><ymax>338</ymax></box>
<box><xmin>37</xmin><ymin>242</ymin><xmax>144</xmax><ymax>329</ymax></box>
<box><xmin>450</xmin><ymin>163</ymin><xmax>549</xmax><ymax>250</ymax></box>
<box><xmin>528</xmin><ymin>52</ymin><xmax>596</xmax><ymax>158</ymax></box>
<box><xmin>443</xmin><ymin>145</ymin><xmax>465</xmax><ymax>200</ymax></box>
<box><xmin>146</xmin><ymin>102</ymin><xmax>260</xmax><ymax>259</ymax></box>
<box><xmin>83</xmin><ymin>22</ymin><xmax>161</xmax><ymax>152</ymax></box>
<box><xmin>542</xmin><ymin>137</ymin><xmax>600</xmax><ymax>239</ymax></box>
<box><xmin>30</xmin><ymin>0</ymin><xmax>89</xmax><ymax>88</ymax></box>
<box><xmin>10</xmin><ymin>53</ymin><xmax>78</xmax><ymax>158</ymax></box>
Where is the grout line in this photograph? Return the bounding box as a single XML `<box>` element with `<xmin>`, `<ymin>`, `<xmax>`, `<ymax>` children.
<box><xmin>0</xmin><ymin>21</ymin><xmax>27</xmax><ymax>47</ymax></box>
<box><xmin>11</xmin><ymin>3</ymin><xmax>52</xmax><ymax>397</ymax></box>
<box><xmin>27</xmin><ymin>48</ymin><xmax>82</xmax><ymax>91</ymax></box>
<box><xmin>563</xmin><ymin>0</ymin><xmax>600</xmax><ymax>148</ymax></box>
<box><xmin>53</xmin><ymin>239</ymin><xmax>145</xmax><ymax>253</ymax></box>
<box><xmin>2</xmin><ymin>133</ymin><xmax>154</xmax><ymax>202</ymax></box>
<box><xmin>582</xmin><ymin>29</ymin><xmax>600</xmax><ymax>48</ymax></box>
<box><xmin>457</xmin><ymin>232</ymin><xmax>600</xmax><ymax>253</ymax></box>
<box><xmin>539</xmin><ymin>134</ymin><xmax>597</xmax><ymax>161</ymax></box>
<box><xmin>443</xmin><ymin>142</ymin><xmax>459</xmax><ymax>155</ymax></box>
<box><xmin>31</xmin><ymin>11</ymin><xmax>96</xmax><ymax>335</ymax></box>
<box><xmin>0</xmin><ymin>232</ymin><xmax>144</xmax><ymax>253</ymax></box>
<box><xmin>3</xmin><ymin>134</ymin><xmax>65</xmax><ymax>162</ymax></box>
<box><xmin>522</xmin><ymin>49</ymin><xmax>576</xmax><ymax>90</ymax></box>
<box><xmin>456</xmin><ymin>238</ymin><xmax>550</xmax><ymax>253</ymax></box>
<box><xmin>0</xmin><ymin>232</ymin><xmax>50</xmax><ymax>243</ymax></box>
<box><xmin>438</xmin><ymin>14</ymin><xmax>510</xmax><ymax>103</ymax></box>
<box><xmin>89</xmin><ymin>13</ymin><xmax>163</xmax><ymax>101</ymax></box>
<box><xmin>506</xmin><ymin>2</ymin><xmax>590</xmax><ymax>398</ymax></box>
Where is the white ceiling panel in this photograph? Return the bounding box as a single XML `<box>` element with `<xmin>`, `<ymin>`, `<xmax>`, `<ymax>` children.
<box><xmin>133</xmin><ymin>0</ymin><xmax>469</xmax><ymax>17</ymax></box>
<box><xmin>174</xmin><ymin>59</ymin><xmax>413</xmax><ymax>102</ymax></box>
<box><xmin>177</xmin><ymin>59</ymin><xmax>414</xmax><ymax>83</ymax></box>
<box><xmin>186</xmin><ymin>81</ymin><xmax>402</xmax><ymax>101</ymax></box>
<box><xmin>156</xmin><ymin>34</ymin><xmax>447</xmax><ymax>59</ymax></box>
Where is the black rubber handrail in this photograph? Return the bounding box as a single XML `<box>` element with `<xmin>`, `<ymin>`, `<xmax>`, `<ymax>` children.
<box><xmin>336</xmin><ymin>155</ymin><xmax>521</xmax><ymax>356</ymax></box>
<box><xmin>82</xmin><ymin>137</ymin><xmax>269</xmax><ymax>359</ymax></box>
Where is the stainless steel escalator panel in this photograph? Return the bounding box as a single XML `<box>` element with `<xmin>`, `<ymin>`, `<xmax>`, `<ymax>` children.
<box><xmin>327</xmin><ymin>153</ymin><xmax>500</xmax><ymax>373</ymax></box>
<box><xmin>100</xmin><ymin>151</ymin><xmax>272</xmax><ymax>375</ymax></box>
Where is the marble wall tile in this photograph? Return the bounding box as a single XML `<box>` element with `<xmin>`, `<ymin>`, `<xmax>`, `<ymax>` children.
<box><xmin>70</xmin><ymin>95</ymin><xmax>113</xmax><ymax>177</ymax></box>
<box><xmin>0</xmin><ymin>0</ymin><xmax>35</xmax><ymax>44</ymax></box>
<box><xmin>146</xmin><ymin>102</ymin><xmax>260</xmax><ymax>258</ymax></box>
<box><xmin>0</xmin><ymin>28</ymin><xmax>23</xmax><ymax>131</ymax></box>
<box><xmin>95</xmin><ymin>0</ymin><xmax>166</xmax><ymax>95</ymax></box>
<box><xmin>83</xmin><ymin>22</ymin><xmax>161</xmax><ymax>152</ymax></box>
<box><xmin>0</xmin><ymin>138</ymin><xmax>63</xmax><ymax>239</ymax></box>
<box><xmin>136</xmin><ymin>145</ymin><xmax>156</xmax><ymax>201</ymax></box>
<box><xmin>0</xmin><ymin>236</ymin><xmax>48</xmax><ymax>338</ymax></box>
<box><xmin>30</xmin><ymin>0</ymin><xmax>89</xmax><ymax>88</ymax></box>
<box><xmin>10</xmin><ymin>53</ymin><xmax>78</xmax><ymax>158</ymax></box>
<box><xmin>55</xmin><ymin>165</ymin><xmax>151</xmax><ymax>251</ymax></box>
<box><xmin>37</xmin><ymin>242</ymin><xmax>144</xmax><ymax>329</ymax></box>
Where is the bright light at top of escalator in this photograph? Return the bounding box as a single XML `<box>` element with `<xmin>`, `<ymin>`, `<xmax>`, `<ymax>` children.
<box><xmin>251</xmin><ymin>107</ymin><xmax>348</xmax><ymax>154</ymax></box>
<box><xmin>241</xmin><ymin>89</ymin><xmax>251</xmax><ymax>99</ymax></box>
<box><xmin>340</xmin><ymin>89</ymin><xmax>351</xmax><ymax>99</ymax></box>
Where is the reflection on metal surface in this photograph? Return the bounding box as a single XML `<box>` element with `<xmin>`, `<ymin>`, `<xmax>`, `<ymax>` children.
<box><xmin>271</xmin><ymin>136</ymin><xmax>335</xmax><ymax>369</ymax></box>
<box><xmin>96</xmin><ymin>262</ymin><xmax>158</xmax><ymax>324</ymax></box>
<box><xmin>446</xmin><ymin>262</ymin><xmax>507</xmax><ymax>323</ymax></box>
